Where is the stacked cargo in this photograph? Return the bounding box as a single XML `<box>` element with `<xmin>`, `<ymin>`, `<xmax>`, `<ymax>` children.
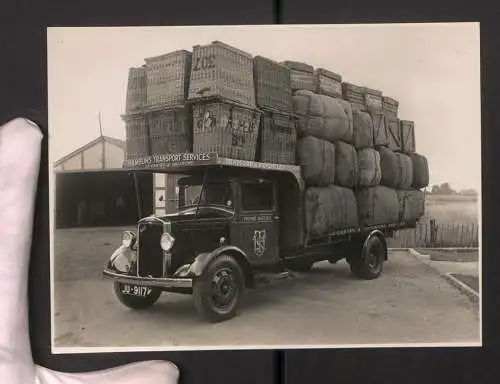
<box><xmin>285</xmin><ymin>61</ymin><xmax>429</xmax><ymax>238</ymax></box>
<box><xmin>187</xmin><ymin>41</ymin><xmax>261</xmax><ymax>161</ymax></box>
<box><xmin>293</xmin><ymin>90</ymin><xmax>358</xmax><ymax>238</ymax></box>
<box><xmin>121</xmin><ymin>40</ymin><xmax>429</xmax><ymax>235</ymax></box>
<box><xmin>253</xmin><ymin>56</ymin><xmax>296</xmax><ymax>164</ymax></box>
<box><xmin>122</xmin><ymin>50</ymin><xmax>193</xmax><ymax>159</ymax></box>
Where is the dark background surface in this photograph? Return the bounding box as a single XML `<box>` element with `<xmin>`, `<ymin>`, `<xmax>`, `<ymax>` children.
<box><xmin>0</xmin><ymin>0</ymin><xmax>499</xmax><ymax>383</ymax></box>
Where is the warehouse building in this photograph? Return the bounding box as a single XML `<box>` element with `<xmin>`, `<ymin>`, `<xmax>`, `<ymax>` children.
<box><xmin>54</xmin><ymin>135</ymin><xmax>177</xmax><ymax>229</ymax></box>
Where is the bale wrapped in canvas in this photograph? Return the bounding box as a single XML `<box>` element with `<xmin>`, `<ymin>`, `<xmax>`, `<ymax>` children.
<box><xmin>357</xmin><ymin>186</ymin><xmax>400</xmax><ymax>227</ymax></box>
<box><xmin>410</xmin><ymin>153</ymin><xmax>430</xmax><ymax>189</ymax></box>
<box><xmin>352</xmin><ymin>109</ymin><xmax>374</xmax><ymax>149</ymax></box>
<box><xmin>378</xmin><ymin>147</ymin><xmax>400</xmax><ymax>188</ymax></box>
<box><xmin>305</xmin><ymin>185</ymin><xmax>358</xmax><ymax>237</ymax></box>
<box><xmin>334</xmin><ymin>141</ymin><xmax>358</xmax><ymax>188</ymax></box>
<box><xmin>357</xmin><ymin>148</ymin><xmax>382</xmax><ymax>188</ymax></box>
<box><xmin>338</xmin><ymin>99</ymin><xmax>354</xmax><ymax>135</ymax></box>
<box><xmin>293</xmin><ymin>90</ymin><xmax>353</xmax><ymax>143</ymax></box>
<box><xmin>397</xmin><ymin>190</ymin><xmax>425</xmax><ymax>221</ymax></box>
<box><xmin>379</xmin><ymin>147</ymin><xmax>413</xmax><ymax>189</ymax></box>
<box><xmin>297</xmin><ymin>136</ymin><xmax>336</xmax><ymax>186</ymax></box>
<box><xmin>397</xmin><ymin>152</ymin><xmax>413</xmax><ymax>190</ymax></box>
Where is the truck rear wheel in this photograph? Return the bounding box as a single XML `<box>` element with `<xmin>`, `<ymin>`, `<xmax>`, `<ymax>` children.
<box><xmin>349</xmin><ymin>236</ymin><xmax>385</xmax><ymax>280</ymax></box>
<box><xmin>114</xmin><ymin>282</ymin><xmax>162</xmax><ymax>310</ymax></box>
<box><xmin>193</xmin><ymin>254</ymin><xmax>244</xmax><ymax>323</ymax></box>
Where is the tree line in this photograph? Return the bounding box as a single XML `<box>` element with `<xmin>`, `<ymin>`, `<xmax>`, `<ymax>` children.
<box><xmin>427</xmin><ymin>182</ymin><xmax>477</xmax><ymax>196</ymax></box>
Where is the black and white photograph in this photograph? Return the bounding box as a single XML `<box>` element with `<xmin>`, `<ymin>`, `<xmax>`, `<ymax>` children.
<box><xmin>48</xmin><ymin>23</ymin><xmax>481</xmax><ymax>353</ymax></box>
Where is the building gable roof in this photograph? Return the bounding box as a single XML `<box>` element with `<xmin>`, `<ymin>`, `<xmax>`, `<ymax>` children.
<box><xmin>54</xmin><ymin>135</ymin><xmax>125</xmax><ymax>167</ymax></box>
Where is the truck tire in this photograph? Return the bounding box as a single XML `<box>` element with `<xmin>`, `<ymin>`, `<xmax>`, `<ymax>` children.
<box><xmin>349</xmin><ymin>235</ymin><xmax>385</xmax><ymax>280</ymax></box>
<box><xmin>114</xmin><ymin>282</ymin><xmax>162</xmax><ymax>310</ymax></box>
<box><xmin>193</xmin><ymin>254</ymin><xmax>245</xmax><ymax>323</ymax></box>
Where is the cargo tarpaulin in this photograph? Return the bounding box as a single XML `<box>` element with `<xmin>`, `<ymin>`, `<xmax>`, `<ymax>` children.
<box><xmin>353</xmin><ymin>109</ymin><xmax>374</xmax><ymax>149</ymax></box>
<box><xmin>334</xmin><ymin>141</ymin><xmax>358</xmax><ymax>188</ymax></box>
<box><xmin>305</xmin><ymin>185</ymin><xmax>358</xmax><ymax>238</ymax></box>
<box><xmin>293</xmin><ymin>90</ymin><xmax>353</xmax><ymax>143</ymax></box>
<box><xmin>357</xmin><ymin>148</ymin><xmax>382</xmax><ymax>188</ymax></box>
<box><xmin>357</xmin><ymin>186</ymin><xmax>400</xmax><ymax>227</ymax></box>
<box><xmin>297</xmin><ymin>135</ymin><xmax>336</xmax><ymax>186</ymax></box>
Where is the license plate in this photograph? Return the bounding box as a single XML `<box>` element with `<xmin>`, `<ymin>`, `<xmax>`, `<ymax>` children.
<box><xmin>121</xmin><ymin>284</ymin><xmax>152</xmax><ymax>297</ymax></box>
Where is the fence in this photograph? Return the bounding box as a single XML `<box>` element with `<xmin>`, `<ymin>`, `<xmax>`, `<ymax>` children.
<box><xmin>387</xmin><ymin>219</ymin><xmax>479</xmax><ymax>248</ymax></box>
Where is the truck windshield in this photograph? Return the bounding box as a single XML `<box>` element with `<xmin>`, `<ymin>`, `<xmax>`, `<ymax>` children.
<box><xmin>181</xmin><ymin>182</ymin><xmax>234</xmax><ymax>209</ymax></box>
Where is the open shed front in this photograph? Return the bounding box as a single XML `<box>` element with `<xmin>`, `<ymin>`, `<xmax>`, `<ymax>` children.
<box><xmin>55</xmin><ymin>170</ymin><xmax>153</xmax><ymax>229</ymax></box>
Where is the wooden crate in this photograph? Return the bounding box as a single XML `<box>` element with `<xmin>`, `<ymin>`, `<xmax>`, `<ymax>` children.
<box><xmin>123</xmin><ymin>113</ymin><xmax>150</xmax><ymax>159</ymax></box>
<box><xmin>192</xmin><ymin>100</ymin><xmax>262</xmax><ymax>161</ymax></box>
<box><xmin>382</xmin><ymin>96</ymin><xmax>399</xmax><ymax>117</ymax></box>
<box><xmin>144</xmin><ymin>50</ymin><xmax>192</xmax><ymax>109</ymax></box>
<box><xmin>147</xmin><ymin>106</ymin><xmax>193</xmax><ymax>155</ymax></box>
<box><xmin>253</xmin><ymin>55</ymin><xmax>292</xmax><ymax>113</ymax></box>
<box><xmin>281</xmin><ymin>60</ymin><xmax>315</xmax><ymax>92</ymax></box>
<box><xmin>364</xmin><ymin>87</ymin><xmax>383</xmax><ymax>112</ymax></box>
<box><xmin>400</xmin><ymin>120</ymin><xmax>416</xmax><ymax>153</ymax></box>
<box><xmin>342</xmin><ymin>82</ymin><xmax>366</xmax><ymax>111</ymax></box>
<box><xmin>386</xmin><ymin>115</ymin><xmax>402</xmax><ymax>152</ymax></box>
<box><xmin>188</xmin><ymin>41</ymin><xmax>255</xmax><ymax>108</ymax></box>
<box><xmin>314</xmin><ymin>68</ymin><xmax>342</xmax><ymax>98</ymax></box>
<box><xmin>125</xmin><ymin>66</ymin><xmax>147</xmax><ymax>112</ymax></box>
<box><xmin>256</xmin><ymin>110</ymin><xmax>297</xmax><ymax>165</ymax></box>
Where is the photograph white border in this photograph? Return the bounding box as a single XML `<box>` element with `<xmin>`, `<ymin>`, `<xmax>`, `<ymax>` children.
<box><xmin>47</xmin><ymin>23</ymin><xmax>483</xmax><ymax>354</ymax></box>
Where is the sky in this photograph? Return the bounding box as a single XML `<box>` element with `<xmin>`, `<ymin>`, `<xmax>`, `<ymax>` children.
<box><xmin>47</xmin><ymin>23</ymin><xmax>481</xmax><ymax>191</ymax></box>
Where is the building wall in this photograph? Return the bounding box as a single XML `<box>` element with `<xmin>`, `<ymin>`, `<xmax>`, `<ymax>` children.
<box><xmin>82</xmin><ymin>141</ymin><xmax>104</xmax><ymax>169</ymax></box>
<box><xmin>104</xmin><ymin>141</ymin><xmax>124</xmax><ymax>168</ymax></box>
<box><xmin>60</xmin><ymin>153</ymin><xmax>83</xmax><ymax>171</ymax></box>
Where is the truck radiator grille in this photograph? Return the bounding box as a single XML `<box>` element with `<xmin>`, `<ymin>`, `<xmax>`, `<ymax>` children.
<box><xmin>138</xmin><ymin>223</ymin><xmax>164</xmax><ymax>278</ymax></box>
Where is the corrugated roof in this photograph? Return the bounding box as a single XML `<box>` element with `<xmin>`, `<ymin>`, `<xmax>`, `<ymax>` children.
<box><xmin>54</xmin><ymin>136</ymin><xmax>125</xmax><ymax>167</ymax></box>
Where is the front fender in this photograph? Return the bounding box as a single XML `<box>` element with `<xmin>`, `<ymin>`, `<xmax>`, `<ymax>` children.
<box><xmin>108</xmin><ymin>245</ymin><xmax>137</xmax><ymax>272</ymax></box>
<box><xmin>188</xmin><ymin>245</ymin><xmax>247</xmax><ymax>277</ymax></box>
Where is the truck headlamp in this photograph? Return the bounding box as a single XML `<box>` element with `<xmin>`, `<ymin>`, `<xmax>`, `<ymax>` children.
<box><xmin>160</xmin><ymin>232</ymin><xmax>175</xmax><ymax>251</ymax></box>
<box><xmin>121</xmin><ymin>231</ymin><xmax>136</xmax><ymax>248</ymax></box>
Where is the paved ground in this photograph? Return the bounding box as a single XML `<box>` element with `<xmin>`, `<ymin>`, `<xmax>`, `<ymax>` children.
<box><xmin>53</xmin><ymin>228</ymin><xmax>480</xmax><ymax>349</ymax></box>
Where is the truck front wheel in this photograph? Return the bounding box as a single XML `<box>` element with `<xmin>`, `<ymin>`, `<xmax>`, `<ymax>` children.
<box><xmin>193</xmin><ymin>254</ymin><xmax>245</xmax><ymax>323</ymax></box>
<box><xmin>348</xmin><ymin>236</ymin><xmax>385</xmax><ymax>280</ymax></box>
<box><xmin>114</xmin><ymin>282</ymin><xmax>162</xmax><ymax>310</ymax></box>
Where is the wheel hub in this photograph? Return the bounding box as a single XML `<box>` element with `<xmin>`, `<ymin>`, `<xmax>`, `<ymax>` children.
<box><xmin>211</xmin><ymin>269</ymin><xmax>236</xmax><ymax>307</ymax></box>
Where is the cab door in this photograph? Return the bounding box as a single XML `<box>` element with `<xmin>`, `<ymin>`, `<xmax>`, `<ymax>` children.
<box><xmin>231</xmin><ymin>179</ymin><xmax>280</xmax><ymax>265</ymax></box>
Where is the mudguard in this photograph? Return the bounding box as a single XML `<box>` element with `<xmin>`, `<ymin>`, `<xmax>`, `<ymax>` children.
<box><xmin>188</xmin><ymin>245</ymin><xmax>249</xmax><ymax>277</ymax></box>
<box><xmin>363</xmin><ymin>229</ymin><xmax>388</xmax><ymax>261</ymax></box>
<box><xmin>108</xmin><ymin>245</ymin><xmax>137</xmax><ymax>272</ymax></box>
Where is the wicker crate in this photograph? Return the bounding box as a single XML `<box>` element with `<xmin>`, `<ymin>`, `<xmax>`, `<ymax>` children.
<box><xmin>123</xmin><ymin>113</ymin><xmax>150</xmax><ymax>159</ymax></box>
<box><xmin>144</xmin><ymin>50</ymin><xmax>192</xmax><ymax>109</ymax></box>
<box><xmin>192</xmin><ymin>100</ymin><xmax>262</xmax><ymax>161</ymax></box>
<box><xmin>253</xmin><ymin>55</ymin><xmax>292</xmax><ymax>113</ymax></box>
<box><xmin>256</xmin><ymin>110</ymin><xmax>297</xmax><ymax>165</ymax></box>
<box><xmin>125</xmin><ymin>66</ymin><xmax>147</xmax><ymax>112</ymax></box>
<box><xmin>281</xmin><ymin>60</ymin><xmax>315</xmax><ymax>92</ymax></box>
<box><xmin>364</xmin><ymin>87</ymin><xmax>383</xmax><ymax>112</ymax></box>
<box><xmin>147</xmin><ymin>106</ymin><xmax>193</xmax><ymax>155</ymax></box>
<box><xmin>188</xmin><ymin>41</ymin><xmax>255</xmax><ymax>108</ymax></box>
<box><xmin>400</xmin><ymin>120</ymin><xmax>416</xmax><ymax>153</ymax></box>
<box><xmin>314</xmin><ymin>68</ymin><xmax>342</xmax><ymax>98</ymax></box>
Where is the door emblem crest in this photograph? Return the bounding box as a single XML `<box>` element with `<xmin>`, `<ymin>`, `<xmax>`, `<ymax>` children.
<box><xmin>253</xmin><ymin>229</ymin><xmax>266</xmax><ymax>257</ymax></box>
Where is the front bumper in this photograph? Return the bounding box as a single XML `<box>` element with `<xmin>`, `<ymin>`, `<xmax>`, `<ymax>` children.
<box><xmin>102</xmin><ymin>268</ymin><xmax>193</xmax><ymax>289</ymax></box>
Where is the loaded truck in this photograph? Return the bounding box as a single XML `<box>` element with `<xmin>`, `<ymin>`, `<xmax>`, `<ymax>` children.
<box><xmin>102</xmin><ymin>152</ymin><xmax>421</xmax><ymax>323</ymax></box>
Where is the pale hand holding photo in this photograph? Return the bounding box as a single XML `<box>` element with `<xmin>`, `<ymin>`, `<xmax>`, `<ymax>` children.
<box><xmin>0</xmin><ymin>118</ymin><xmax>179</xmax><ymax>384</ymax></box>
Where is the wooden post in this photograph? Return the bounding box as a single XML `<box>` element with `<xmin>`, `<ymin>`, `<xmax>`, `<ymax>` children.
<box><xmin>430</xmin><ymin>219</ymin><xmax>437</xmax><ymax>247</ymax></box>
